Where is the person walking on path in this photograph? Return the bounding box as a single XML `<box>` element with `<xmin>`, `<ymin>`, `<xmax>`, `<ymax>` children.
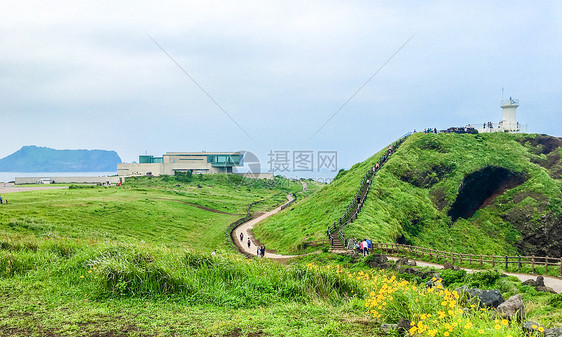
<box><xmin>0</xmin><ymin>195</ymin><xmax>3</xmax><ymax>204</ymax></box>
<box><xmin>361</xmin><ymin>239</ymin><xmax>369</xmax><ymax>256</ymax></box>
<box><xmin>247</xmin><ymin>238</ymin><xmax>251</xmax><ymax>248</ymax></box>
<box><xmin>240</xmin><ymin>232</ymin><xmax>244</xmax><ymax>242</ymax></box>
<box><xmin>260</xmin><ymin>245</ymin><xmax>266</xmax><ymax>257</ymax></box>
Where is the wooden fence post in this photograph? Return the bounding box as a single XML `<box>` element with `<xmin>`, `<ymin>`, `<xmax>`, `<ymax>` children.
<box><xmin>492</xmin><ymin>256</ymin><xmax>495</xmax><ymax>268</ymax></box>
<box><xmin>518</xmin><ymin>256</ymin><xmax>522</xmax><ymax>271</ymax></box>
<box><xmin>559</xmin><ymin>257</ymin><xmax>562</xmax><ymax>277</ymax></box>
<box><xmin>531</xmin><ymin>256</ymin><xmax>535</xmax><ymax>274</ymax></box>
<box><xmin>451</xmin><ymin>252</ymin><xmax>454</xmax><ymax>264</ymax></box>
<box><xmin>505</xmin><ymin>256</ymin><xmax>508</xmax><ymax>271</ymax></box>
<box><xmin>480</xmin><ymin>254</ymin><xmax>483</xmax><ymax>267</ymax></box>
<box><xmin>545</xmin><ymin>257</ymin><xmax>548</xmax><ymax>273</ymax></box>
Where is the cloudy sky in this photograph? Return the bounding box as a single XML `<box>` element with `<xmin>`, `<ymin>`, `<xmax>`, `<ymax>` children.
<box><xmin>1</xmin><ymin>1</ymin><xmax>561</xmax><ymax>178</ymax></box>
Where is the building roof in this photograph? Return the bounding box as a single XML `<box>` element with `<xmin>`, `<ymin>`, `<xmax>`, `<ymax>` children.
<box><xmin>163</xmin><ymin>152</ymin><xmax>241</xmax><ymax>156</ymax></box>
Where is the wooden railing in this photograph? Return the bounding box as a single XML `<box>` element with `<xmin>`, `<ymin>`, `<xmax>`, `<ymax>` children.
<box><xmin>327</xmin><ymin>132</ymin><xmax>412</xmax><ymax>248</ymax></box>
<box><xmin>371</xmin><ymin>242</ymin><xmax>562</xmax><ymax>277</ymax></box>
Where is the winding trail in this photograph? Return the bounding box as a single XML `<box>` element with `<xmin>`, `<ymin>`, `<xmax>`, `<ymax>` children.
<box><xmin>386</xmin><ymin>256</ymin><xmax>562</xmax><ymax>293</ymax></box>
<box><xmin>233</xmin><ymin>194</ymin><xmax>298</xmax><ymax>259</ymax></box>
<box><xmin>233</xmin><ymin>181</ymin><xmax>307</xmax><ymax>259</ymax></box>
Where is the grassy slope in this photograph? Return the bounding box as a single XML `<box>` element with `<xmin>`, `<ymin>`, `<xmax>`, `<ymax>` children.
<box><xmin>0</xmin><ymin>238</ymin><xmax>374</xmax><ymax>336</ymax></box>
<box><xmin>255</xmin><ymin>133</ymin><xmax>561</xmax><ymax>256</ymax></box>
<box><xmin>348</xmin><ymin>132</ymin><xmax>561</xmax><ymax>254</ymax></box>
<box><xmin>0</xmin><ymin>175</ymin><xmax>302</xmax><ymax>251</ymax></box>
<box><xmin>252</xmin><ymin>145</ymin><xmax>391</xmax><ymax>254</ymax></box>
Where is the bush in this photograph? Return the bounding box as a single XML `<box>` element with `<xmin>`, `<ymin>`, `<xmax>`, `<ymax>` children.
<box><xmin>69</xmin><ymin>184</ymin><xmax>96</xmax><ymax>189</ymax></box>
<box><xmin>439</xmin><ymin>269</ymin><xmax>467</xmax><ymax>286</ymax></box>
<box><xmin>174</xmin><ymin>171</ymin><xmax>193</xmax><ymax>183</ymax></box>
<box><xmin>548</xmin><ymin>293</ymin><xmax>562</xmax><ymax>308</ymax></box>
<box><xmin>464</xmin><ymin>270</ymin><xmax>501</xmax><ymax>288</ymax></box>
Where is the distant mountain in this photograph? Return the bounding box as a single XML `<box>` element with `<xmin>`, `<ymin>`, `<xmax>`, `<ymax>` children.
<box><xmin>0</xmin><ymin>146</ymin><xmax>122</xmax><ymax>172</ymax></box>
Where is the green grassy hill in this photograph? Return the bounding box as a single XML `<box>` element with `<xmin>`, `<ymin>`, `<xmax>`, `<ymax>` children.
<box><xmin>254</xmin><ymin>133</ymin><xmax>562</xmax><ymax>256</ymax></box>
<box><xmin>0</xmin><ymin>175</ymin><xmax>380</xmax><ymax>336</ymax></box>
<box><xmin>252</xmin><ymin>143</ymin><xmax>393</xmax><ymax>254</ymax></box>
<box><xmin>0</xmin><ymin>175</ymin><xmax>303</xmax><ymax>251</ymax></box>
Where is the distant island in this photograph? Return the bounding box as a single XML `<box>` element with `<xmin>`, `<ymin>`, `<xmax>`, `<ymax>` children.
<box><xmin>0</xmin><ymin>146</ymin><xmax>122</xmax><ymax>172</ymax></box>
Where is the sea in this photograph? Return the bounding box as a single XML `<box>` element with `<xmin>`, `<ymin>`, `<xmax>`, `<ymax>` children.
<box><xmin>0</xmin><ymin>172</ymin><xmax>117</xmax><ymax>183</ymax></box>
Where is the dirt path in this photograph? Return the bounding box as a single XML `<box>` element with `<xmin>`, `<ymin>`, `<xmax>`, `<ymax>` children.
<box><xmin>233</xmin><ymin>181</ymin><xmax>307</xmax><ymax>259</ymax></box>
<box><xmin>233</xmin><ymin>194</ymin><xmax>299</xmax><ymax>259</ymax></box>
<box><xmin>386</xmin><ymin>256</ymin><xmax>562</xmax><ymax>293</ymax></box>
<box><xmin>0</xmin><ymin>183</ymin><xmax>68</xmax><ymax>193</ymax></box>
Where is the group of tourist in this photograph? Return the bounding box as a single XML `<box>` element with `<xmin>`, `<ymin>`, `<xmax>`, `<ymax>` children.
<box><xmin>422</xmin><ymin>128</ymin><xmax>438</xmax><ymax>133</ymax></box>
<box><xmin>240</xmin><ymin>230</ymin><xmax>267</xmax><ymax>257</ymax></box>
<box><xmin>348</xmin><ymin>238</ymin><xmax>372</xmax><ymax>256</ymax></box>
<box><xmin>256</xmin><ymin>244</ymin><xmax>266</xmax><ymax>257</ymax></box>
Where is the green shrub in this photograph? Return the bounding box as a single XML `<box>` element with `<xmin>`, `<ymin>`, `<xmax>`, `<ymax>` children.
<box><xmin>174</xmin><ymin>171</ymin><xmax>193</xmax><ymax>183</ymax></box>
<box><xmin>548</xmin><ymin>293</ymin><xmax>562</xmax><ymax>308</ymax></box>
<box><xmin>69</xmin><ymin>184</ymin><xmax>96</xmax><ymax>189</ymax></box>
<box><xmin>465</xmin><ymin>270</ymin><xmax>501</xmax><ymax>288</ymax></box>
<box><xmin>439</xmin><ymin>269</ymin><xmax>467</xmax><ymax>286</ymax></box>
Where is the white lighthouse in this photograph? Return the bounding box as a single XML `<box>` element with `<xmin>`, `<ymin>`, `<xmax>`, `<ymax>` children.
<box><xmin>500</xmin><ymin>97</ymin><xmax>520</xmax><ymax>132</ymax></box>
<box><xmin>468</xmin><ymin>96</ymin><xmax>526</xmax><ymax>133</ymax></box>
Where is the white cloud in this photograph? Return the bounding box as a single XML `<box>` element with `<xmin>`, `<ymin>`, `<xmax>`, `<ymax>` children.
<box><xmin>0</xmin><ymin>1</ymin><xmax>561</xmax><ymax>169</ymax></box>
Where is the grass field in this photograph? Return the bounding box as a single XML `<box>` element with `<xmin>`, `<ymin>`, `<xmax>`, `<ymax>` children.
<box><xmin>1</xmin><ymin>237</ymin><xmax>561</xmax><ymax>336</ymax></box>
<box><xmin>0</xmin><ymin>174</ymin><xmax>304</xmax><ymax>251</ymax></box>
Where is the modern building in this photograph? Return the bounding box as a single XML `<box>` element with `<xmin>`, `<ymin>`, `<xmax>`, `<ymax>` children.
<box><xmin>117</xmin><ymin>152</ymin><xmax>244</xmax><ymax>177</ymax></box>
<box><xmin>469</xmin><ymin>98</ymin><xmax>527</xmax><ymax>133</ymax></box>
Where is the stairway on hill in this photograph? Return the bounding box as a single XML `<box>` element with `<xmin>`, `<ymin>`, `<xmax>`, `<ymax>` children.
<box><xmin>328</xmin><ymin>133</ymin><xmax>411</xmax><ymax>250</ymax></box>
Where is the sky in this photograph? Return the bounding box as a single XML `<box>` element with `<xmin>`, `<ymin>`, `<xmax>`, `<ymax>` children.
<box><xmin>1</xmin><ymin>1</ymin><xmax>561</xmax><ymax>179</ymax></box>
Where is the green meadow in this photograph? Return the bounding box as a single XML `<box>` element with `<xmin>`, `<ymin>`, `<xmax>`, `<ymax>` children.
<box><xmin>0</xmin><ymin>175</ymin><xmax>304</xmax><ymax>251</ymax></box>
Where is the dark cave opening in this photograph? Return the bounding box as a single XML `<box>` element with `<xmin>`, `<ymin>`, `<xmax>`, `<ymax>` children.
<box><xmin>448</xmin><ymin>166</ymin><xmax>528</xmax><ymax>222</ymax></box>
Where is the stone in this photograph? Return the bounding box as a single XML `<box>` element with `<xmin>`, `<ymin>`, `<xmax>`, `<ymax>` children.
<box><xmin>396</xmin><ymin>318</ymin><xmax>411</xmax><ymax>334</ymax></box>
<box><xmin>521</xmin><ymin>276</ymin><xmax>555</xmax><ymax>293</ymax></box>
<box><xmin>380</xmin><ymin>324</ymin><xmax>398</xmax><ymax>333</ymax></box>
<box><xmin>368</xmin><ymin>254</ymin><xmax>390</xmax><ymax>269</ymax></box>
<box><xmin>443</xmin><ymin>262</ymin><xmax>454</xmax><ymax>269</ymax></box>
<box><xmin>477</xmin><ymin>289</ymin><xmax>505</xmax><ymax>308</ymax></box>
<box><xmin>496</xmin><ymin>294</ymin><xmax>525</xmax><ymax>322</ymax></box>
<box><xmin>394</xmin><ymin>257</ymin><xmax>417</xmax><ymax>269</ymax></box>
<box><xmin>546</xmin><ymin>327</ymin><xmax>562</xmax><ymax>337</ymax></box>
<box><xmin>523</xmin><ymin>321</ymin><xmax>546</xmax><ymax>333</ymax></box>
<box><xmin>536</xmin><ymin>276</ymin><xmax>545</xmax><ymax>287</ymax></box>
<box><xmin>456</xmin><ymin>287</ymin><xmax>504</xmax><ymax>308</ymax></box>
<box><xmin>536</xmin><ymin>285</ymin><xmax>557</xmax><ymax>294</ymax></box>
